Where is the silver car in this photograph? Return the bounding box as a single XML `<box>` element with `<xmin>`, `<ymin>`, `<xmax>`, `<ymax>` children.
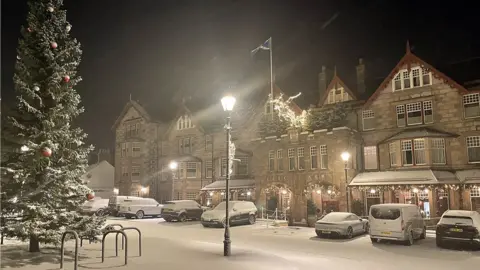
<box><xmin>315</xmin><ymin>212</ymin><xmax>369</xmax><ymax>239</ymax></box>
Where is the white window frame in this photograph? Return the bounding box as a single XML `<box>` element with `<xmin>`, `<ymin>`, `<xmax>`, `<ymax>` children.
<box><xmin>423</xmin><ymin>100</ymin><xmax>433</xmax><ymax>124</ymax></box>
<box><xmin>389</xmin><ymin>142</ymin><xmax>398</xmax><ymax>166</ymax></box>
<box><xmin>310</xmin><ymin>146</ymin><xmax>318</xmax><ymax>170</ymax></box>
<box><xmin>186</xmin><ymin>192</ymin><xmax>197</xmax><ymax>200</ymax></box>
<box><xmin>392</xmin><ymin>67</ymin><xmax>432</xmax><ymax>91</ymax></box>
<box><xmin>430</xmin><ymin>138</ymin><xmax>446</xmax><ymax>165</ymax></box>
<box><xmin>177</xmin><ymin>115</ymin><xmax>194</xmax><ymax>130</ymax></box>
<box><xmin>297</xmin><ymin>147</ymin><xmax>305</xmax><ymax>170</ymax></box>
<box><xmin>362</xmin><ymin>110</ymin><xmax>375</xmax><ymax>131</ymax></box>
<box><xmin>406</xmin><ymin>102</ymin><xmax>422</xmax><ymax>126</ymax></box>
<box><xmin>363</xmin><ymin>146</ymin><xmax>378</xmax><ymax>170</ymax></box>
<box><xmin>466</xmin><ymin>136</ymin><xmax>480</xmax><ymax>163</ymax></box>
<box><xmin>396</xmin><ymin>105</ymin><xmax>405</xmax><ymax>127</ymax></box>
<box><xmin>186</xmin><ymin>162</ymin><xmax>197</xmax><ymax>178</ymax></box>
<box><xmin>276</xmin><ymin>149</ymin><xmax>284</xmax><ymax>171</ymax></box>
<box><xmin>268</xmin><ymin>150</ymin><xmax>275</xmax><ymax>172</ymax></box>
<box><xmin>132</xmin><ymin>142</ymin><xmax>141</xmax><ymax>157</ymax></box>
<box><xmin>122</xmin><ymin>166</ymin><xmax>128</xmax><ymax>176</ymax></box>
<box><xmin>179</xmin><ymin>137</ymin><xmax>192</xmax><ymax>154</ymax></box>
<box><xmin>288</xmin><ymin>148</ymin><xmax>295</xmax><ymax>171</ymax></box>
<box><xmin>205</xmin><ymin>161</ymin><xmax>213</xmax><ymax>178</ymax></box>
<box><xmin>401</xmin><ymin>140</ymin><xmax>413</xmax><ymax>166</ymax></box>
<box><xmin>397</xmin><ymin>101</ymin><xmax>433</xmax><ymax>127</ymax></box>
<box><xmin>463</xmin><ymin>93</ymin><xmax>480</xmax><ymax>119</ymax></box>
<box><xmin>413</xmin><ymin>139</ymin><xmax>426</xmax><ymax>165</ymax></box>
<box><xmin>131</xmin><ymin>166</ymin><xmax>140</xmax><ymax>177</ymax></box>
<box><xmin>320</xmin><ymin>145</ymin><xmax>328</xmax><ymax>169</ymax></box>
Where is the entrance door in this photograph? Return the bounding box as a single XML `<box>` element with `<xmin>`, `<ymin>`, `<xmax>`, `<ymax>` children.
<box><xmin>365</xmin><ymin>190</ymin><xmax>381</xmax><ymax>214</ymax></box>
<box><xmin>471</xmin><ymin>188</ymin><xmax>480</xmax><ymax>213</ymax></box>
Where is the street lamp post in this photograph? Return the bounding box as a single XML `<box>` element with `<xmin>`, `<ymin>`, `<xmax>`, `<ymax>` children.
<box><xmin>341</xmin><ymin>152</ymin><xmax>351</xmax><ymax>212</ymax></box>
<box><xmin>221</xmin><ymin>95</ymin><xmax>236</xmax><ymax>257</ymax></box>
<box><xmin>169</xmin><ymin>161</ymin><xmax>178</xmax><ymax>201</ymax></box>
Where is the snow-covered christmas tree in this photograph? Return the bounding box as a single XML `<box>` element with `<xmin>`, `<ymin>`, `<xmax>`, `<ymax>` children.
<box><xmin>1</xmin><ymin>0</ymin><xmax>105</xmax><ymax>252</ymax></box>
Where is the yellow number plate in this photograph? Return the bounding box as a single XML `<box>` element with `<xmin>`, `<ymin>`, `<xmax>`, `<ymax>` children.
<box><xmin>449</xmin><ymin>228</ymin><xmax>463</xmax><ymax>232</ymax></box>
<box><xmin>322</xmin><ymin>231</ymin><xmax>331</xmax><ymax>234</ymax></box>
<box><xmin>381</xmin><ymin>232</ymin><xmax>391</xmax><ymax>235</ymax></box>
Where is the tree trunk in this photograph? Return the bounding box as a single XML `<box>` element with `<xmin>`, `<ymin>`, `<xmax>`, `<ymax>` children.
<box><xmin>29</xmin><ymin>236</ymin><xmax>40</xmax><ymax>252</ymax></box>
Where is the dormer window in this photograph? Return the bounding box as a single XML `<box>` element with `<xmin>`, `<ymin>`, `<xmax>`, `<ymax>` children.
<box><xmin>327</xmin><ymin>87</ymin><xmax>350</xmax><ymax>104</ymax></box>
<box><xmin>176</xmin><ymin>115</ymin><xmax>194</xmax><ymax>130</ymax></box>
<box><xmin>393</xmin><ymin>67</ymin><xmax>432</xmax><ymax>91</ymax></box>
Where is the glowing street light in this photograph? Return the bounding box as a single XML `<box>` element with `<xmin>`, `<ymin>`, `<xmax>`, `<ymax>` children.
<box><xmin>169</xmin><ymin>161</ymin><xmax>178</xmax><ymax>200</ymax></box>
<box><xmin>113</xmin><ymin>188</ymin><xmax>119</xmax><ymax>195</ymax></box>
<box><xmin>169</xmin><ymin>161</ymin><xmax>178</xmax><ymax>170</ymax></box>
<box><xmin>341</xmin><ymin>151</ymin><xmax>351</xmax><ymax>212</ymax></box>
<box><xmin>221</xmin><ymin>95</ymin><xmax>236</xmax><ymax>112</ymax></box>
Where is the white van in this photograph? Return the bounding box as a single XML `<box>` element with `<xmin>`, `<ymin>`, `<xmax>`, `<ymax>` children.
<box><xmin>119</xmin><ymin>198</ymin><xmax>163</xmax><ymax>219</ymax></box>
<box><xmin>369</xmin><ymin>204</ymin><xmax>426</xmax><ymax>246</ymax></box>
<box><xmin>108</xmin><ymin>195</ymin><xmax>142</xmax><ymax>216</ymax></box>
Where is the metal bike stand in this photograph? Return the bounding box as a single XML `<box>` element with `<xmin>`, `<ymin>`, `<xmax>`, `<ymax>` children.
<box><xmin>60</xmin><ymin>230</ymin><xmax>80</xmax><ymax>270</ymax></box>
<box><xmin>121</xmin><ymin>227</ymin><xmax>142</xmax><ymax>256</ymax></box>
<box><xmin>102</xmin><ymin>230</ymin><xmax>128</xmax><ymax>265</ymax></box>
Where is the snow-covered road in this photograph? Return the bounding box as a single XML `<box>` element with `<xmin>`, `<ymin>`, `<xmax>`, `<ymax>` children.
<box><xmin>1</xmin><ymin>218</ymin><xmax>478</xmax><ymax>269</ymax></box>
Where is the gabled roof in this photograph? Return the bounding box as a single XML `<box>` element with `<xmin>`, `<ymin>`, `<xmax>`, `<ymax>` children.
<box><xmin>318</xmin><ymin>74</ymin><xmax>358</xmax><ymax>106</ymax></box>
<box><xmin>380</xmin><ymin>127</ymin><xmax>458</xmax><ymax>144</ymax></box>
<box><xmin>111</xmin><ymin>100</ymin><xmax>152</xmax><ymax>130</ymax></box>
<box><xmin>365</xmin><ymin>42</ymin><xmax>469</xmax><ymax>107</ymax></box>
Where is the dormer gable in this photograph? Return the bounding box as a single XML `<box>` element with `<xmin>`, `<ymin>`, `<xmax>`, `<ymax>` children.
<box><xmin>176</xmin><ymin>114</ymin><xmax>194</xmax><ymax>130</ymax></box>
<box><xmin>365</xmin><ymin>42</ymin><xmax>469</xmax><ymax>107</ymax></box>
<box><xmin>318</xmin><ymin>75</ymin><xmax>357</xmax><ymax>106</ymax></box>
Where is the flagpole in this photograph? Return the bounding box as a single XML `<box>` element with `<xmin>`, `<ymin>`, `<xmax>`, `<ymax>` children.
<box><xmin>269</xmin><ymin>37</ymin><xmax>274</xmax><ymax>119</ymax></box>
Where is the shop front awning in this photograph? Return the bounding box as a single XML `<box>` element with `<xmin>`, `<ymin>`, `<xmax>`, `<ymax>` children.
<box><xmin>349</xmin><ymin>170</ymin><xmax>459</xmax><ymax>187</ymax></box>
<box><xmin>201</xmin><ymin>179</ymin><xmax>255</xmax><ymax>191</ymax></box>
<box><xmin>455</xmin><ymin>169</ymin><xmax>480</xmax><ymax>184</ymax></box>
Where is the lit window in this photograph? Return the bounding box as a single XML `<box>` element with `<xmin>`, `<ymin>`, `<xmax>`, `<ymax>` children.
<box><xmin>131</xmin><ymin>166</ymin><xmax>140</xmax><ymax>177</ymax></box>
<box><xmin>431</xmin><ymin>138</ymin><xmax>446</xmax><ymax>165</ymax></box>
<box><xmin>413</xmin><ymin>139</ymin><xmax>426</xmax><ymax>165</ymax></box>
<box><xmin>401</xmin><ymin>139</ymin><xmax>426</xmax><ymax>166</ymax></box>
<box><xmin>186</xmin><ymin>162</ymin><xmax>197</xmax><ymax>178</ymax></box>
<box><xmin>389</xmin><ymin>143</ymin><xmax>398</xmax><ymax>166</ymax></box>
<box><xmin>176</xmin><ymin>115</ymin><xmax>194</xmax><ymax>130</ymax></box>
<box><xmin>186</xmin><ymin>192</ymin><xmax>197</xmax><ymax>200</ymax></box>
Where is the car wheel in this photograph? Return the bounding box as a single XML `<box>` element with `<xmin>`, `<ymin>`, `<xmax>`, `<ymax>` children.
<box><xmin>419</xmin><ymin>227</ymin><xmax>426</xmax><ymax>240</ymax></box>
<box><xmin>404</xmin><ymin>231</ymin><xmax>414</xmax><ymax>246</ymax></box>
<box><xmin>316</xmin><ymin>230</ymin><xmax>323</xmax><ymax>238</ymax></box>
<box><xmin>164</xmin><ymin>218</ymin><xmax>172</xmax><ymax>222</ymax></box>
<box><xmin>179</xmin><ymin>214</ymin><xmax>187</xmax><ymax>222</ymax></box>
<box><xmin>248</xmin><ymin>214</ymin><xmax>256</xmax><ymax>225</ymax></box>
<box><xmin>364</xmin><ymin>223</ymin><xmax>370</xmax><ymax>234</ymax></box>
<box><xmin>346</xmin><ymin>227</ymin><xmax>353</xmax><ymax>239</ymax></box>
<box><xmin>202</xmin><ymin>224</ymin><xmax>209</xmax><ymax>228</ymax></box>
<box><xmin>436</xmin><ymin>237</ymin><xmax>443</xmax><ymax>248</ymax></box>
<box><xmin>370</xmin><ymin>237</ymin><xmax>377</xmax><ymax>243</ymax></box>
<box><xmin>135</xmin><ymin>210</ymin><xmax>145</xmax><ymax>219</ymax></box>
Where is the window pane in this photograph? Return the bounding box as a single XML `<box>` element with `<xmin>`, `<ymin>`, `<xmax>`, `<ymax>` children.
<box><xmin>364</xmin><ymin>146</ymin><xmax>378</xmax><ymax>170</ymax></box>
<box><xmin>406</xmin><ymin>102</ymin><xmax>422</xmax><ymax>125</ymax></box>
<box><xmin>401</xmin><ymin>141</ymin><xmax>413</xmax><ymax>165</ymax></box>
<box><xmin>431</xmin><ymin>139</ymin><xmax>445</xmax><ymax>164</ymax></box>
<box><xmin>298</xmin><ymin>148</ymin><xmax>305</xmax><ymax>170</ymax></box>
<box><xmin>320</xmin><ymin>145</ymin><xmax>328</xmax><ymax>169</ymax></box>
<box><xmin>310</xmin><ymin>146</ymin><xmax>318</xmax><ymax>169</ymax></box>
<box><xmin>389</xmin><ymin>143</ymin><xmax>397</xmax><ymax>166</ymax></box>
<box><xmin>413</xmin><ymin>139</ymin><xmax>426</xmax><ymax>165</ymax></box>
<box><xmin>467</xmin><ymin>136</ymin><xmax>480</xmax><ymax>163</ymax></box>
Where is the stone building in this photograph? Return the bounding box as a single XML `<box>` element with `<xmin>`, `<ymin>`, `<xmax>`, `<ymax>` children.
<box><xmin>112</xmin><ymin>44</ymin><xmax>480</xmax><ymax>223</ymax></box>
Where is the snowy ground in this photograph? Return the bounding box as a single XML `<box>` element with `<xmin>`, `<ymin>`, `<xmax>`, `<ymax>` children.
<box><xmin>1</xmin><ymin>217</ymin><xmax>479</xmax><ymax>269</ymax></box>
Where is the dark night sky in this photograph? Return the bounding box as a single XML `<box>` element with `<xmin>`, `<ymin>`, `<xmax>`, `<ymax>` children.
<box><xmin>2</xmin><ymin>0</ymin><xmax>479</xmax><ymax>150</ymax></box>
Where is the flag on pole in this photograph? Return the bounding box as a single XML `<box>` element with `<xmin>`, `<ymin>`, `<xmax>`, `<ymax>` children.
<box><xmin>251</xmin><ymin>38</ymin><xmax>271</xmax><ymax>56</ymax></box>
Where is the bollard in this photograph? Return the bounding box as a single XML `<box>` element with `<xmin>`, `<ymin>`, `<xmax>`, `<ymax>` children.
<box><xmin>275</xmin><ymin>208</ymin><xmax>278</xmax><ymax>220</ymax></box>
<box><xmin>60</xmin><ymin>230</ymin><xmax>79</xmax><ymax>270</ymax></box>
<box><xmin>121</xmin><ymin>227</ymin><xmax>142</xmax><ymax>256</ymax></box>
<box><xmin>261</xmin><ymin>207</ymin><xmax>264</xmax><ymax>219</ymax></box>
<box><xmin>266</xmin><ymin>209</ymin><xmax>269</xmax><ymax>228</ymax></box>
<box><xmin>102</xmin><ymin>230</ymin><xmax>128</xmax><ymax>265</ymax></box>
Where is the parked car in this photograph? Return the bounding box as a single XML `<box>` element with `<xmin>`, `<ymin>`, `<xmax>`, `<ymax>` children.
<box><xmin>80</xmin><ymin>198</ymin><xmax>109</xmax><ymax>216</ymax></box>
<box><xmin>315</xmin><ymin>212</ymin><xmax>369</xmax><ymax>238</ymax></box>
<box><xmin>108</xmin><ymin>195</ymin><xmax>141</xmax><ymax>216</ymax></box>
<box><xmin>201</xmin><ymin>201</ymin><xmax>257</xmax><ymax>228</ymax></box>
<box><xmin>436</xmin><ymin>210</ymin><xmax>480</xmax><ymax>249</ymax></box>
<box><xmin>369</xmin><ymin>204</ymin><xmax>426</xmax><ymax>246</ymax></box>
<box><xmin>161</xmin><ymin>200</ymin><xmax>207</xmax><ymax>222</ymax></box>
<box><xmin>118</xmin><ymin>198</ymin><xmax>163</xmax><ymax>219</ymax></box>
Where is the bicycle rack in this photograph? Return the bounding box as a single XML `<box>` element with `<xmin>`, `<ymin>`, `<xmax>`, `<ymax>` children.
<box><xmin>120</xmin><ymin>227</ymin><xmax>142</xmax><ymax>256</ymax></box>
<box><xmin>102</xmin><ymin>230</ymin><xmax>128</xmax><ymax>265</ymax></box>
<box><xmin>60</xmin><ymin>230</ymin><xmax>80</xmax><ymax>270</ymax></box>
<box><xmin>107</xmin><ymin>224</ymin><xmax>124</xmax><ymax>249</ymax></box>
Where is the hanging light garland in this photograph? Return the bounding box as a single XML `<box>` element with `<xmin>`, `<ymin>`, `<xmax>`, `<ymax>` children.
<box><xmin>268</xmin><ymin>93</ymin><xmax>309</xmax><ymax>128</ymax></box>
<box><xmin>350</xmin><ymin>184</ymin><xmax>461</xmax><ymax>192</ymax></box>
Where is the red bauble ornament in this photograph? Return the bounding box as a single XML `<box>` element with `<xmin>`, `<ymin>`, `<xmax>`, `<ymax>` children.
<box><xmin>42</xmin><ymin>147</ymin><xmax>52</xmax><ymax>157</ymax></box>
<box><xmin>51</xmin><ymin>42</ymin><xmax>58</xmax><ymax>49</ymax></box>
<box><xmin>63</xmin><ymin>75</ymin><xmax>70</xmax><ymax>83</ymax></box>
<box><xmin>86</xmin><ymin>193</ymin><xmax>95</xmax><ymax>200</ymax></box>
<box><xmin>27</xmin><ymin>27</ymin><xmax>32</xmax><ymax>33</ymax></box>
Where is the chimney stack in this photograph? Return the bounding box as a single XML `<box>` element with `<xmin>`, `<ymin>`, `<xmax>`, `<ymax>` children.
<box><xmin>356</xmin><ymin>58</ymin><xmax>366</xmax><ymax>96</ymax></box>
<box><xmin>318</xmin><ymin>65</ymin><xmax>328</xmax><ymax>100</ymax></box>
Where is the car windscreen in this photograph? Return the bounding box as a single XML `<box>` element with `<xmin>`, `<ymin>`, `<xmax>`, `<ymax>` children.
<box><xmin>371</xmin><ymin>207</ymin><xmax>401</xmax><ymax>220</ymax></box>
<box><xmin>320</xmin><ymin>213</ymin><xmax>348</xmax><ymax>222</ymax></box>
<box><xmin>214</xmin><ymin>202</ymin><xmax>233</xmax><ymax>210</ymax></box>
<box><xmin>440</xmin><ymin>215</ymin><xmax>473</xmax><ymax>226</ymax></box>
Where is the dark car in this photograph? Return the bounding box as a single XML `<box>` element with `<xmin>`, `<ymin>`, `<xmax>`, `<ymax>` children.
<box><xmin>161</xmin><ymin>200</ymin><xmax>206</xmax><ymax>222</ymax></box>
<box><xmin>436</xmin><ymin>210</ymin><xmax>480</xmax><ymax>249</ymax></box>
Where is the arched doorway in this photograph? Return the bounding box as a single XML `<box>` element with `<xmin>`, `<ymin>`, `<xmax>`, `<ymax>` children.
<box><xmin>263</xmin><ymin>184</ymin><xmax>292</xmax><ymax>219</ymax></box>
<box><xmin>305</xmin><ymin>181</ymin><xmax>341</xmax><ymax>214</ymax></box>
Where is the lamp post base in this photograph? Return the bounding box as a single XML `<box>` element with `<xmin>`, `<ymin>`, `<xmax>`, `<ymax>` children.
<box><xmin>223</xmin><ymin>239</ymin><xmax>231</xmax><ymax>256</ymax></box>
